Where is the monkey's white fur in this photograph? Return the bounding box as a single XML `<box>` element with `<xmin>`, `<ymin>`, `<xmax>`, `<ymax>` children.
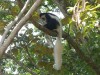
<box><xmin>49</xmin><ymin>14</ymin><xmax>63</xmax><ymax>70</ymax></box>
<box><xmin>53</xmin><ymin>24</ymin><xmax>62</xmax><ymax>70</ymax></box>
<box><xmin>41</xmin><ymin>13</ymin><xmax>63</xmax><ymax>70</ymax></box>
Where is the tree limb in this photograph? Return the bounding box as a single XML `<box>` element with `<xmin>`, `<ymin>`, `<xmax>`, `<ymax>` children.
<box><xmin>0</xmin><ymin>0</ymin><xmax>43</xmax><ymax>58</ymax></box>
<box><xmin>0</xmin><ymin>0</ymin><xmax>30</xmax><ymax>47</ymax></box>
<box><xmin>30</xmin><ymin>18</ymin><xmax>100</xmax><ymax>75</ymax></box>
<box><xmin>52</xmin><ymin>0</ymin><xmax>68</xmax><ymax>17</ymax></box>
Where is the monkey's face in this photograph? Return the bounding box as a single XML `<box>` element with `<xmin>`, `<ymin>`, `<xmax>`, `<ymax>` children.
<box><xmin>40</xmin><ymin>15</ymin><xmax>47</xmax><ymax>25</ymax></box>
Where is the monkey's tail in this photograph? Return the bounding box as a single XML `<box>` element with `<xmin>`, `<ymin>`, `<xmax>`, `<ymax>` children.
<box><xmin>53</xmin><ymin>26</ymin><xmax>63</xmax><ymax>70</ymax></box>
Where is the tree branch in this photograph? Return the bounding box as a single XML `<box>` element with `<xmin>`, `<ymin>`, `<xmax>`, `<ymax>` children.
<box><xmin>0</xmin><ymin>0</ymin><xmax>43</xmax><ymax>58</ymax></box>
<box><xmin>53</xmin><ymin>0</ymin><xmax>67</xmax><ymax>17</ymax></box>
<box><xmin>0</xmin><ymin>0</ymin><xmax>30</xmax><ymax>47</ymax></box>
<box><xmin>30</xmin><ymin>18</ymin><xmax>100</xmax><ymax>74</ymax></box>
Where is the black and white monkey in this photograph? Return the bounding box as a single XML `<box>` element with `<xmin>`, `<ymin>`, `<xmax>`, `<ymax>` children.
<box><xmin>40</xmin><ymin>13</ymin><xmax>63</xmax><ymax>70</ymax></box>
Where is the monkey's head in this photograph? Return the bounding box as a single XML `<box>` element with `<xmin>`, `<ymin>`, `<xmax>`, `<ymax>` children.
<box><xmin>40</xmin><ymin>13</ymin><xmax>60</xmax><ymax>30</ymax></box>
<box><xmin>40</xmin><ymin>13</ymin><xmax>47</xmax><ymax>25</ymax></box>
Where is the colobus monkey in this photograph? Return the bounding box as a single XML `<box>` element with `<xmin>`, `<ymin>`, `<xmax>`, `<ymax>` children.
<box><xmin>40</xmin><ymin>13</ymin><xmax>63</xmax><ymax>70</ymax></box>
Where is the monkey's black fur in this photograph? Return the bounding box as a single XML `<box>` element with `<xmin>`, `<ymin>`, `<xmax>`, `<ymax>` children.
<box><xmin>40</xmin><ymin>13</ymin><xmax>60</xmax><ymax>30</ymax></box>
<box><xmin>40</xmin><ymin>13</ymin><xmax>63</xmax><ymax>70</ymax></box>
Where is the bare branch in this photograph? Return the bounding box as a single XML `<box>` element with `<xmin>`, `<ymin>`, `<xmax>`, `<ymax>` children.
<box><xmin>72</xmin><ymin>0</ymin><xmax>86</xmax><ymax>25</ymax></box>
<box><xmin>81</xmin><ymin>0</ymin><xmax>86</xmax><ymax>12</ymax></box>
<box><xmin>0</xmin><ymin>0</ymin><xmax>43</xmax><ymax>58</ymax></box>
<box><xmin>0</xmin><ymin>0</ymin><xmax>30</xmax><ymax>47</ymax></box>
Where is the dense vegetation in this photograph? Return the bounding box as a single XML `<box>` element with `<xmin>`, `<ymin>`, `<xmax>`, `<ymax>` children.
<box><xmin>0</xmin><ymin>0</ymin><xmax>100</xmax><ymax>75</ymax></box>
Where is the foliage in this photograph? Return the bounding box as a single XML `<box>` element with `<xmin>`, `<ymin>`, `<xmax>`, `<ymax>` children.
<box><xmin>0</xmin><ymin>0</ymin><xmax>100</xmax><ymax>75</ymax></box>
